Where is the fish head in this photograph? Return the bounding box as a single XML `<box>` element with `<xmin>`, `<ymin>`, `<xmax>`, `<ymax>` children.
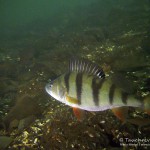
<box><xmin>45</xmin><ymin>76</ymin><xmax>66</xmax><ymax>103</ymax></box>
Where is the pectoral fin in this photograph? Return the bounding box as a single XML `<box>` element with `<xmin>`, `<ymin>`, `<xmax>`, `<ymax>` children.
<box><xmin>73</xmin><ymin>107</ymin><xmax>85</xmax><ymax>121</ymax></box>
<box><xmin>112</xmin><ymin>107</ymin><xmax>129</xmax><ymax>122</ymax></box>
<box><xmin>66</xmin><ymin>95</ymin><xmax>79</xmax><ymax>104</ymax></box>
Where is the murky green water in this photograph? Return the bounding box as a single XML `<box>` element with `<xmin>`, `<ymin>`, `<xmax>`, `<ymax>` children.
<box><xmin>0</xmin><ymin>0</ymin><xmax>150</xmax><ymax>149</ymax></box>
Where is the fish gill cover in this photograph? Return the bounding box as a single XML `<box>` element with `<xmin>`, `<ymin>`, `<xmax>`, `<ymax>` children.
<box><xmin>0</xmin><ymin>0</ymin><xmax>150</xmax><ymax>149</ymax></box>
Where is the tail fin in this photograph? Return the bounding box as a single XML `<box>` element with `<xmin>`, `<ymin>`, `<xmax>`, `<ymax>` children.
<box><xmin>144</xmin><ymin>94</ymin><xmax>150</xmax><ymax>115</ymax></box>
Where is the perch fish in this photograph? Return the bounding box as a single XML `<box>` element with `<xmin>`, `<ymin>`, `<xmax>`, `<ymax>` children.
<box><xmin>45</xmin><ymin>59</ymin><xmax>150</xmax><ymax>121</ymax></box>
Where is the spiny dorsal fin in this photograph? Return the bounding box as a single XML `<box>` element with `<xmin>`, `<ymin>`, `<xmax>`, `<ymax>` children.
<box><xmin>69</xmin><ymin>59</ymin><xmax>105</xmax><ymax>78</ymax></box>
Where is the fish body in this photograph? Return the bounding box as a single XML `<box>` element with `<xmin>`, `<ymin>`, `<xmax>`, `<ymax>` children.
<box><xmin>45</xmin><ymin>59</ymin><xmax>150</xmax><ymax>120</ymax></box>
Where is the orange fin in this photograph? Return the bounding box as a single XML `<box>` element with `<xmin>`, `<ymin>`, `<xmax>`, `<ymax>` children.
<box><xmin>73</xmin><ymin>107</ymin><xmax>85</xmax><ymax>121</ymax></box>
<box><xmin>66</xmin><ymin>95</ymin><xmax>79</xmax><ymax>104</ymax></box>
<box><xmin>112</xmin><ymin>107</ymin><xmax>128</xmax><ymax>122</ymax></box>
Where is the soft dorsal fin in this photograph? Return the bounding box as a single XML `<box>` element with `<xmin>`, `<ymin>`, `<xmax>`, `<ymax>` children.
<box><xmin>111</xmin><ymin>73</ymin><xmax>136</xmax><ymax>94</ymax></box>
<box><xmin>69</xmin><ymin>59</ymin><xmax>105</xmax><ymax>78</ymax></box>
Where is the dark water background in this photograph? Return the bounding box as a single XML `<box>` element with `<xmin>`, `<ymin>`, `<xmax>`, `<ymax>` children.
<box><xmin>0</xmin><ymin>0</ymin><xmax>150</xmax><ymax>149</ymax></box>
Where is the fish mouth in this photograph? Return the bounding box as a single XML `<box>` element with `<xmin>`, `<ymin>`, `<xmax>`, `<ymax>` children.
<box><xmin>45</xmin><ymin>83</ymin><xmax>52</xmax><ymax>95</ymax></box>
<box><xmin>45</xmin><ymin>83</ymin><xmax>60</xmax><ymax>101</ymax></box>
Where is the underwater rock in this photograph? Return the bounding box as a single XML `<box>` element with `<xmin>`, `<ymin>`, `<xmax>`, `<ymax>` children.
<box><xmin>18</xmin><ymin>115</ymin><xmax>36</xmax><ymax>131</ymax></box>
<box><xmin>3</xmin><ymin>95</ymin><xmax>41</xmax><ymax>130</ymax></box>
<box><xmin>0</xmin><ymin>136</ymin><xmax>13</xmax><ymax>149</ymax></box>
<box><xmin>9</xmin><ymin>119</ymin><xmax>19</xmax><ymax>131</ymax></box>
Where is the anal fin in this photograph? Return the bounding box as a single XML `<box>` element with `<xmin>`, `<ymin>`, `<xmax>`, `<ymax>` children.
<box><xmin>112</xmin><ymin>107</ymin><xmax>129</xmax><ymax>122</ymax></box>
<box><xmin>73</xmin><ymin>107</ymin><xmax>85</xmax><ymax>121</ymax></box>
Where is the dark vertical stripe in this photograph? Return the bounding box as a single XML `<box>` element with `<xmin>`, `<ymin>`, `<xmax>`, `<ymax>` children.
<box><xmin>64</xmin><ymin>72</ymin><xmax>70</xmax><ymax>93</ymax></box>
<box><xmin>121</xmin><ymin>92</ymin><xmax>128</xmax><ymax>105</ymax></box>
<box><xmin>76</xmin><ymin>73</ymin><xmax>83</xmax><ymax>105</ymax></box>
<box><xmin>92</xmin><ymin>78</ymin><xmax>105</xmax><ymax>106</ymax></box>
<box><xmin>109</xmin><ymin>84</ymin><xmax>116</xmax><ymax>105</ymax></box>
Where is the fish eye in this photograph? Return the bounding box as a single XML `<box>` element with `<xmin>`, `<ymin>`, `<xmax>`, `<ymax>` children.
<box><xmin>50</xmin><ymin>84</ymin><xmax>53</xmax><ymax>87</ymax></box>
<box><xmin>47</xmin><ymin>83</ymin><xmax>53</xmax><ymax>88</ymax></box>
